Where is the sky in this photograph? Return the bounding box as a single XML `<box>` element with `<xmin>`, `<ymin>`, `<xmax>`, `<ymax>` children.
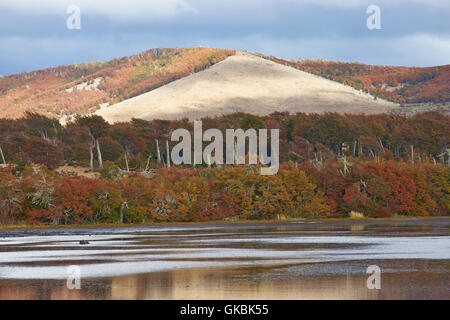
<box><xmin>0</xmin><ymin>0</ymin><xmax>449</xmax><ymax>76</ymax></box>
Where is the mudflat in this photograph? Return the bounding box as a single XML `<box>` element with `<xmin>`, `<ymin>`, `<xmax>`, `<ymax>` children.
<box><xmin>0</xmin><ymin>217</ymin><xmax>448</xmax><ymax>300</ymax></box>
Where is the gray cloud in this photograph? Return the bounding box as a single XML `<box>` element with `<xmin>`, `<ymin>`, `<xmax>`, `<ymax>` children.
<box><xmin>0</xmin><ymin>0</ymin><xmax>449</xmax><ymax>75</ymax></box>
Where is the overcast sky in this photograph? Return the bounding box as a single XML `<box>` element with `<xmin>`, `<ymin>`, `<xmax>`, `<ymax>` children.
<box><xmin>0</xmin><ymin>0</ymin><xmax>449</xmax><ymax>76</ymax></box>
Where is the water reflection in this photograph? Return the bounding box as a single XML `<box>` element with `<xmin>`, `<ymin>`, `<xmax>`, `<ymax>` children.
<box><xmin>0</xmin><ymin>218</ymin><xmax>449</xmax><ymax>300</ymax></box>
<box><xmin>1</xmin><ymin>260</ymin><xmax>449</xmax><ymax>300</ymax></box>
<box><xmin>109</xmin><ymin>267</ymin><xmax>376</xmax><ymax>300</ymax></box>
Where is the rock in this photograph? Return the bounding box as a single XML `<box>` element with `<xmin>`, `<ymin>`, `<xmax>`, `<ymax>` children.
<box><xmin>79</xmin><ymin>240</ymin><xmax>90</xmax><ymax>245</ymax></box>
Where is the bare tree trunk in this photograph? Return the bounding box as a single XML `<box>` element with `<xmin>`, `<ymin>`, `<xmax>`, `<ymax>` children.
<box><xmin>96</xmin><ymin>139</ymin><xmax>103</xmax><ymax>169</ymax></box>
<box><xmin>0</xmin><ymin>146</ymin><xmax>6</xmax><ymax>165</ymax></box>
<box><xmin>40</xmin><ymin>129</ymin><xmax>49</xmax><ymax>141</ymax></box>
<box><xmin>155</xmin><ymin>139</ymin><xmax>161</xmax><ymax>165</ymax></box>
<box><xmin>119</xmin><ymin>202</ymin><xmax>128</xmax><ymax>223</ymax></box>
<box><xmin>124</xmin><ymin>152</ymin><xmax>130</xmax><ymax>172</ymax></box>
<box><xmin>352</xmin><ymin>140</ymin><xmax>357</xmax><ymax>157</ymax></box>
<box><xmin>144</xmin><ymin>153</ymin><xmax>152</xmax><ymax>172</ymax></box>
<box><xmin>378</xmin><ymin>137</ymin><xmax>385</xmax><ymax>153</ymax></box>
<box><xmin>166</xmin><ymin>140</ymin><xmax>171</xmax><ymax>168</ymax></box>
<box><xmin>410</xmin><ymin>145</ymin><xmax>415</xmax><ymax>166</ymax></box>
<box><xmin>89</xmin><ymin>140</ymin><xmax>95</xmax><ymax>172</ymax></box>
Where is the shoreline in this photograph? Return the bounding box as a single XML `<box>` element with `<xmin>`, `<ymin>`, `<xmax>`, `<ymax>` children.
<box><xmin>1</xmin><ymin>216</ymin><xmax>448</xmax><ymax>232</ymax></box>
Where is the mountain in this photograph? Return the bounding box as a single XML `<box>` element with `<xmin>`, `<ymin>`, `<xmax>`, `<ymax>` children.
<box><xmin>96</xmin><ymin>51</ymin><xmax>396</xmax><ymax>123</ymax></box>
<box><xmin>0</xmin><ymin>47</ymin><xmax>234</xmax><ymax>119</ymax></box>
<box><xmin>0</xmin><ymin>47</ymin><xmax>448</xmax><ymax>121</ymax></box>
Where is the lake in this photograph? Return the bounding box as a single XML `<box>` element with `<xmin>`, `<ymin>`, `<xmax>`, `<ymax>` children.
<box><xmin>0</xmin><ymin>218</ymin><xmax>449</xmax><ymax>300</ymax></box>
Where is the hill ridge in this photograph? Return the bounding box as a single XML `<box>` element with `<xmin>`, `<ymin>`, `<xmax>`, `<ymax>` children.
<box><xmin>95</xmin><ymin>51</ymin><xmax>397</xmax><ymax>123</ymax></box>
<box><xmin>0</xmin><ymin>47</ymin><xmax>448</xmax><ymax>121</ymax></box>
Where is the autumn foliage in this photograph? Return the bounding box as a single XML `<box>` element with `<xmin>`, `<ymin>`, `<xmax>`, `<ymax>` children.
<box><xmin>0</xmin><ymin>111</ymin><xmax>448</xmax><ymax>225</ymax></box>
<box><xmin>0</xmin><ymin>48</ymin><xmax>235</xmax><ymax>119</ymax></box>
<box><xmin>1</xmin><ymin>48</ymin><xmax>448</xmax><ymax>120</ymax></box>
<box><xmin>0</xmin><ymin>158</ymin><xmax>448</xmax><ymax>225</ymax></box>
<box><xmin>264</xmin><ymin>55</ymin><xmax>450</xmax><ymax>104</ymax></box>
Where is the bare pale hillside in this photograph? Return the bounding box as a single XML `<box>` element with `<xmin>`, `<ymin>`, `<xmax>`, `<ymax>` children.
<box><xmin>96</xmin><ymin>52</ymin><xmax>398</xmax><ymax>123</ymax></box>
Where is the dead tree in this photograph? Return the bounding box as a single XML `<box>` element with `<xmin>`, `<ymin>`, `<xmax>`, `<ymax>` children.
<box><xmin>338</xmin><ymin>156</ymin><xmax>353</xmax><ymax>177</ymax></box>
<box><xmin>155</xmin><ymin>139</ymin><xmax>162</xmax><ymax>165</ymax></box>
<box><xmin>89</xmin><ymin>138</ymin><xmax>95</xmax><ymax>172</ymax></box>
<box><xmin>119</xmin><ymin>202</ymin><xmax>129</xmax><ymax>223</ymax></box>
<box><xmin>0</xmin><ymin>146</ymin><xmax>6</xmax><ymax>165</ymax></box>
<box><xmin>166</xmin><ymin>140</ymin><xmax>171</xmax><ymax>168</ymax></box>
<box><xmin>144</xmin><ymin>152</ymin><xmax>153</xmax><ymax>173</ymax></box>
<box><xmin>96</xmin><ymin>139</ymin><xmax>103</xmax><ymax>169</ymax></box>
<box><xmin>313</xmin><ymin>151</ymin><xmax>323</xmax><ymax>169</ymax></box>
<box><xmin>437</xmin><ymin>148</ymin><xmax>450</xmax><ymax>165</ymax></box>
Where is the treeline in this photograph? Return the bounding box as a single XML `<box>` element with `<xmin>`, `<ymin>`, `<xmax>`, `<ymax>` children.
<box><xmin>0</xmin><ymin>111</ymin><xmax>449</xmax><ymax>170</ymax></box>
<box><xmin>0</xmin><ymin>111</ymin><xmax>448</xmax><ymax>224</ymax></box>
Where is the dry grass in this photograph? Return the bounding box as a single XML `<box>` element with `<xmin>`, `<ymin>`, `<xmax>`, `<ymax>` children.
<box><xmin>96</xmin><ymin>51</ymin><xmax>397</xmax><ymax>123</ymax></box>
<box><xmin>349</xmin><ymin>211</ymin><xmax>365</xmax><ymax>219</ymax></box>
<box><xmin>3</xmin><ymin>216</ymin><xmax>448</xmax><ymax>231</ymax></box>
<box><xmin>55</xmin><ymin>165</ymin><xmax>100</xmax><ymax>179</ymax></box>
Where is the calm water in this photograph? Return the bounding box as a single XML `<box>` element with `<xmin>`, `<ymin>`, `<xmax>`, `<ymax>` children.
<box><xmin>0</xmin><ymin>218</ymin><xmax>449</xmax><ymax>300</ymax></box>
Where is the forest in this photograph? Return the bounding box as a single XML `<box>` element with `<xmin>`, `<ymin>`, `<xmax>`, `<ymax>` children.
<box><xmin>1</xmin><ymin>48</ymin><xmax>448</xmax><ymax>121</ymax></box>
<box><xmin>0</xmin><ymin>48</ymin><xmax>235</xmax><ymax>119</ymax></box>
<box><xmin>0</xmin><ymin>111</ymin><xmax>448</xmax><ymax>225</ymax></box>
<box><xmin>264</xmin><ymin>55</ymin><xmax>450</xmax><ymax>104</ymax></box>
